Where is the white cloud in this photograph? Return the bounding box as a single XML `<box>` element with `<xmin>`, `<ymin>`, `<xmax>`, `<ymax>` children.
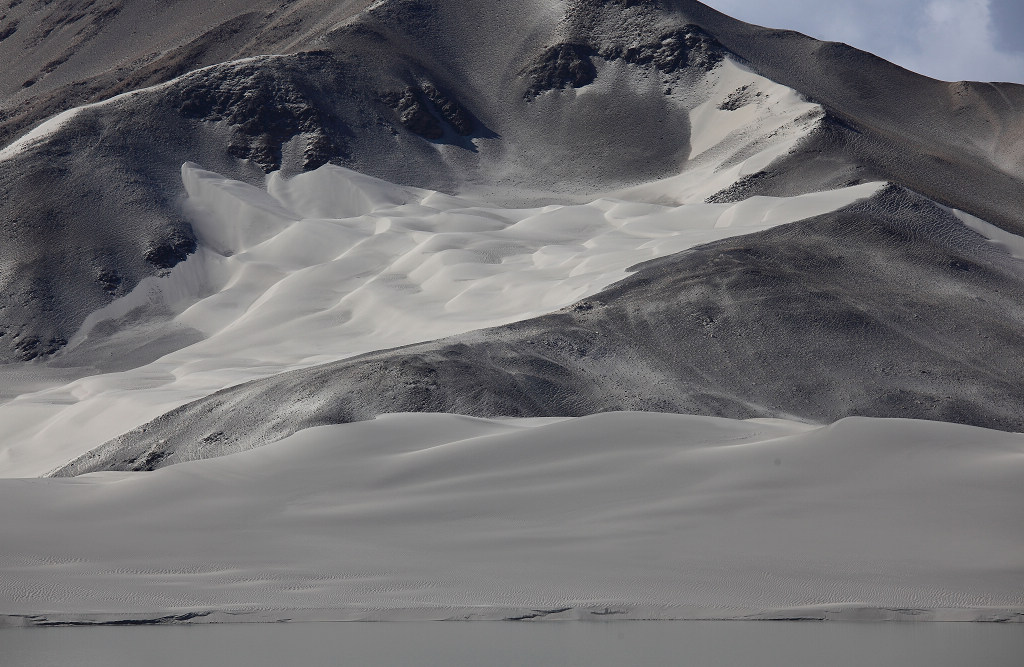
<box><xmin>703</xmin><ymin>0</ymin><xmax>1024</xmax><ymax>83</ymax></box>
<box><xmin>898</xmin><ymin>0</ymin><xmax>1024</xmax><ymax>82</ymax></box>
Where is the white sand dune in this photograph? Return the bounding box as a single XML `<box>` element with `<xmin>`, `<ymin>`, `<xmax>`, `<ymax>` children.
<box><xmin>613</xmin><ymin>58</ymin><xmax>823</xmax><ymax>203</ymax></box>
<box><xmin>0</xmin><ymin>164</ymin><xmax>883</xmax><ymax>478</ymax></box>
<box><xmin>1</xmin><ymin>412</ymin><xmax>1021</xmax><ymax>624</ymax></box>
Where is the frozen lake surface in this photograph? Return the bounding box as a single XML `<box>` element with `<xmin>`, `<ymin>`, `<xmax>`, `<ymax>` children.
<box><xmin>4</xmin><ymin>621</ymin><xmax>1023</xmax><ymax>667</ymax></box>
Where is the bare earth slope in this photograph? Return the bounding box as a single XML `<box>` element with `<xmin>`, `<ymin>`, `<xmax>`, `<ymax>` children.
<box><xmin>0</xmin><ymin>0</ymin><xmax>374</xmax><ymax>146</ymax></box>
<box><xmin>57</xmin><ymin>186</ymin><xmax>1024</xmax><ymax>474</ymax></box>
<box><xmin>1</xmin><ymin>0</ymin><xmax>1022</xmax><ymax>363</ymax></box>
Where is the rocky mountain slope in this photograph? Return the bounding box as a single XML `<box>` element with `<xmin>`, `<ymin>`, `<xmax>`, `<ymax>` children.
<box><xmin>1</xmin><ymin>0</ymin><xmax>1022</xmax><ymax>365</ymax></box>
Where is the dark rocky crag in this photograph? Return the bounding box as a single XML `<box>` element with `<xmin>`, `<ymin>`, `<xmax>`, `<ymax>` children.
<box><xmin>382</xmin><ymin>82</ymin><xmax>477</xmax><ymax>141</ymax></box>
<box><xmin>521</xmin><ymin>43</ymin><xmax>599</xmax><ymax>98</ymax></box>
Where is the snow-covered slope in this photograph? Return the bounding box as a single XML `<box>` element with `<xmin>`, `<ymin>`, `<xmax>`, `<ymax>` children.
<box><xmin>3</xmin><ymin>413</ymin><xmax>1022</xmax><ymax>624</ymax></box>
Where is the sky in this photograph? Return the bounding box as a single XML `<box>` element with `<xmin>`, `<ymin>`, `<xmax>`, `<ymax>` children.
<box><xmin>703</xmin><ymin>0</ymin><xmax>1024</xmax><ymax>83</ymax></box>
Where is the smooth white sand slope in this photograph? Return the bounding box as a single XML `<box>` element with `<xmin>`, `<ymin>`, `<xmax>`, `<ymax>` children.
<box><xmin>0</xmin><ymin>165</ymin><xmax>883</xmax><ymax>478</ymax></box>
<box><xmin>1</xmin><ymin>412</ymin><xmax>1021</xmax><ymax>624</ymax></box>
<box><xmin>613</xmin><ymin>58</ymin><xmax>824</xmax><ymax>203</ymax></box>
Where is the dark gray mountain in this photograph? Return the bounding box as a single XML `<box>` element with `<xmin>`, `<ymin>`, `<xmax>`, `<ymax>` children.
<box><xmin>2</xmin><ymin>0</ymin><xmax>1022</xmax><ymax>364</ymax></box>
<box><xmin>55</xmin><ymin>186</ymin><xmax>1024</xmax><ymax>474</ymax></box>
<box><xmin>0</xmin><ymin>0</ymin><xmax>375</xmax><ymax>147</ymax></box>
